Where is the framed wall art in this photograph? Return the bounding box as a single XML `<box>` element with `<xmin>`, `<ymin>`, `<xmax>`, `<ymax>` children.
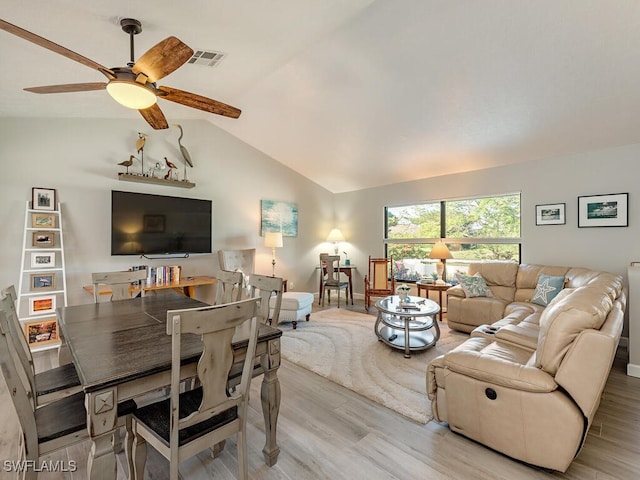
<box><xmin>260</xmin><ymin>199</ymin><xmax>298</xmax><ymax>237</ymax></box>
<box><xmin>578</xmin><ymin>193</ymin><xmax>628</xmax><ymax>228</ymax></box>
<box><xmin>30</xmin><ymin>251</ymin><xmax>55</xmax><ymax>268</ymax></box>
<box><xmin>23</xmin><ymin>318</ymin><xmax>59</xmax><ymax>348</ymax></box>
<box><xmin>29</xmin><ymin>295</ymin><xmax>56</xmax><ymax>316</ymax></box>
<box><xmin>32</xmin><ymin>187</ymin><xmax>57</xmax><ymax>211</ymax></box>
<box><xmin>32</xmin><ymin>231</ymin><xmax>55</xmax><ymax>247</ymax></box>
<box><xmin>31</xmin><ymin>212</ymin><xmax>56</xmax><ymax>229</ymax></box>
<box><xmin>30</xmin><ymin>273</ymin><xmax>56</xmax><ymax>292</ymax></box>
<box><xmin>535</xmin><ymin>203</ymin><xmax>566</xmax><ymax>226</ymax></box>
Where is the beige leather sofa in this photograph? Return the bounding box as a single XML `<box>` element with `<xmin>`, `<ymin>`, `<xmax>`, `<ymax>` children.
<box><xmin>427</xmin><ymin>262</ymin><xmax>625</xmax><ymax>472</ymax></box>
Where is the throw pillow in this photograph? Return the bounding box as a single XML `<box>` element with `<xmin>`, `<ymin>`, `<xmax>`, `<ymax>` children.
<box><xmin>531</xmin><ymin>274</ymin><xmax>565</xmax><ymax>307</ymax></box>
<box><xmin>456</xmin><ymin>272</ymin><xmax>493</xmax><ymax>298</ymax></box>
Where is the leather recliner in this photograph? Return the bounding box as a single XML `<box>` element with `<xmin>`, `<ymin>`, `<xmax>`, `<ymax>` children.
<box><xmin>427</xmin><ymin>266</ymin><xmax>625</xmax><ymax>472</ymax></box>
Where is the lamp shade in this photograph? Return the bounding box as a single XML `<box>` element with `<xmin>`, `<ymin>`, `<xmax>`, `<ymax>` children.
<box><xmin>326</xmin><ymin>228</ymin><xmax>345</xmax><ymax>242</ymax></box>
<box><xmin>264</xmin><ymin>231</ymin><xmax>283</xmax><ymax>248</ymax></box>
<box><xmin>428</xmin><ymin>241</ymin><xmax>453</xmax><ymax>260</ymax></box>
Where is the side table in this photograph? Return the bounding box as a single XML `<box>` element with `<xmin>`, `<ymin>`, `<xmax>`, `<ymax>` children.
<box><xmin>416</xmin><ymin>282</ymin><xmax>451</xmax><ymax>322</ymax></box>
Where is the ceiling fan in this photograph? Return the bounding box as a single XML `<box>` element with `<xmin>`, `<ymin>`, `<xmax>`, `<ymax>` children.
<box><xmin>0</xmin><ymin>17</ymin><xmax>241</xmax><ymax>129</ymax></box>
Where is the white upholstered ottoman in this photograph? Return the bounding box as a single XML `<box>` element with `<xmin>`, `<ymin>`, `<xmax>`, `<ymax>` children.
<box><xmin>270</xmin><ymin>292</ymin><xmax>313</xmax><ymax>329</ymax></box>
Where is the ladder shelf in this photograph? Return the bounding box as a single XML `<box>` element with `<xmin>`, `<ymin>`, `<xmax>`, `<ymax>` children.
<box><xmin>16</xmin><ymin>201</ymin><xmax>67</xmax><ymax>351</ymax></box>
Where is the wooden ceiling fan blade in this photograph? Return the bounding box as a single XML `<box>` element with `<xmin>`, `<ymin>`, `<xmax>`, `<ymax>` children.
<box><xmin>139</xmin><ymin>104</ymin><xmax>169</xmax><ymax>130</ymax></box>
<box><xmin>24</xmin><ymin>82</ymin><xmax>107</xmax><ymax>94</ymax></box>
<box><xmin>0</xmin><ymin>18</ymin><xmax>114</xmax><ymax>79</ymax></box>
<box><xmin>132</xmin><ymin>37</ymin><xmax>193</xmax><ymax>84</ymax></box>
<box><xmin>158</xmin><ymin>86</ymin><xmax>241</xmax><ymax>118</ymax></box>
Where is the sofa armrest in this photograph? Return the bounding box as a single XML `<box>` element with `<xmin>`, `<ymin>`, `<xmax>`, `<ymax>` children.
<box><xmin>443</xmin><ymin>338</ymin><xmax>557</xmax><ymax>392</ymax></box>
<box><xmin>427</xmin><ymin>354</ymin><xmax>445</xmax><ymax>399</ymax></box>
<box><xmin>447</xmin><ymin>285</ymin><xmax>465</xmax><ymax>298</ymax></box>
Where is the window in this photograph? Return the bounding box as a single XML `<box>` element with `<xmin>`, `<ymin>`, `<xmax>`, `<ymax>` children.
<box><xmin>385</xmin><ymin>193</ymin><xmax>521</xmax><ymax>282</ymax></box>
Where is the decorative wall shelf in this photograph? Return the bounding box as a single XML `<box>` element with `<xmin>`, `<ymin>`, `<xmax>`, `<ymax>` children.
<box><xmin>118</xmin><ymin>173</ymin><xmax>195</xmax><ymax>189</ymax></box>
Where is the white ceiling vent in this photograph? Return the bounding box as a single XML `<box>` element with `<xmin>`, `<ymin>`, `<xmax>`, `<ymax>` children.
<box><xmin>187</xmin><ymin>49</ymin><xmax>226</xmax><ymax>67</ymax></box>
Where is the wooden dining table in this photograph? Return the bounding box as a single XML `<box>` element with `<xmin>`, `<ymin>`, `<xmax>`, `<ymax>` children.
<box><xmin>56</xmin><ymin>292</ymin><xmax>282</xmax><ymax>480</ymax></box>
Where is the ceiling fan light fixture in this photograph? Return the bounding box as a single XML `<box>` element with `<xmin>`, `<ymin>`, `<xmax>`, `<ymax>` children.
<box><xmin>106</xmin><ymin>80</ymin><xmax>157</xmax><ymax>109</ymax></box>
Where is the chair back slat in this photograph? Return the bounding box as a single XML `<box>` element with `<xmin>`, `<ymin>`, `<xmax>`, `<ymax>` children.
<box><xmin>0</xmin><ymin>310</ymin><xmax>39</xmax><ymax>460</ymax></box>
<box><xmin>247</xmin><ymin>274</ymin><xmax>283</xmax><ymax>325</ymax></box>
<box><xmin>214</xmin><ymin>270</ymin><xmax>244</xmax><ymax>304</ymax></box>
<box><xmin>92</xmin><ymin>270</ymin><xmax>147</xmax><ymax>302</ymax></box>
<box><xmin>0</xmin><ymin>290</ymin><xmax>37</xmax><ymax>408</ymax></box>
<box><xmin>167</xmin><ymin>298</ymin><xmax>260</xmax><ymax>441</ymax></box>
<box><xmin>323</xmin><ymin>255</ymin><xmax>342</xmax><ymax>283</ymax></box>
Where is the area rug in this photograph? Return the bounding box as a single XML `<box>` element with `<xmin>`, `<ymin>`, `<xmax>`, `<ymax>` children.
<box><xmin>280</xmin><ymin>308</ymin><xmax>468</xmax><ymax>424</ymax></box>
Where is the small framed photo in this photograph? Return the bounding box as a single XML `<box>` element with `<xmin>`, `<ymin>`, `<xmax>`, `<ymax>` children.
<box><xmin>578</xmin><ymin>193</ymin><xmax>629</xmax><ymax>228</ymax></box>
<box><xmin>31</xmin><ymin>213</ymin><xmax>56</xmax><ymax>229</ymax></box>
<box><xmin>30</xmin><ymin>273</ymin><xmax>56</xmax><ymax>292</ymax></box>
<box><xmin>28</xmin><ymin>295</ymin><xmax>56</xmax><ymax>316</ymax></box>
<box><xmin>143</xmin><ymin>214</ymin><xmax>165</xmax><ymax>233</ymax></box>
<box><xmin>23</xmin><ymin>318</ymin><xmax>59</xmax><ymax>348</ymax></box>
<box><xmin>32</xmin><ymin>187</ymin><xmax>57</xmax><ymax>211</ymax></box>
<box><xmin>535</xmin><ymin>203</ymin><xmax>566</xmax><ymax>225</ymax></box>
<box><xmin>32</xmin><ymin>231</ymin><xmax>55</xmax><ymax>247</ymax></box>
<box><xmin>30</xmin><ymin>252</ymin><xmax>55</xmax><ymax>268</ymax></box>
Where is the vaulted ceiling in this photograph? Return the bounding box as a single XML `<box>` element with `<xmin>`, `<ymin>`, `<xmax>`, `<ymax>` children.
<box><xmin>2</xmin><ymin>1</ymin><xmax>640</xmax><ymax>193</ymax></box>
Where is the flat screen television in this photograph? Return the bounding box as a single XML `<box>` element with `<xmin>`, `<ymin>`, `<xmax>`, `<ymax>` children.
<box><xmin>111</xmin><ymin>190</ymin><xmax>212</xmax><ymax>255</ymax></box>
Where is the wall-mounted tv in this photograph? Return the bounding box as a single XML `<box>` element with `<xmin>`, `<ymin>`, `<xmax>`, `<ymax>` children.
<box><xmin>111</xmin><ymin>190</ymin><xmax>212</xmax><ymax>256</ymax></box>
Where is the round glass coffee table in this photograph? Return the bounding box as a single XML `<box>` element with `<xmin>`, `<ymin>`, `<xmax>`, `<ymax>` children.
<box><xmin>374</xmin><ymin>295</ymin><xmax>440</xmax><ymax>358</ymax></box>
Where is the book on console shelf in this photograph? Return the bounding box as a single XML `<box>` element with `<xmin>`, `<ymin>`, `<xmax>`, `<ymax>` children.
<box><xmin>146</xmin><ymin>265</ymin><xmax>181</xmax><ymax>286</ymax></box>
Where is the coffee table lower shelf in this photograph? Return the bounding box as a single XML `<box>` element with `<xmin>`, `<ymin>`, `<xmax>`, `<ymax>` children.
<box><xmin>376</xmin><ymin>324</ymin><xmax>438</xmax><ymax>356</ymax></box>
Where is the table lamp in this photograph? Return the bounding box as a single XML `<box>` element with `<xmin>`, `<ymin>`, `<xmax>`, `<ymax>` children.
<box><xmin>326</xmin><ymin>228</ymin><xmax>345</xmax><ymax>255</ymax></box>
<box><xmin>428</xmin><ymin>241</ymin><xmax>453</xmax><ymax>285</ymax></box>
<box><xmin>264</xmin><ymin>232</ymin><xmax>283</xmax><ymax>277</ymax></box>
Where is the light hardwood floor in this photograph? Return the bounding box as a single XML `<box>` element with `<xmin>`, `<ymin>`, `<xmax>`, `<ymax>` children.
<box><xmin>9</xmin><ymin>300</ymin><xmax>640</xmax><ymax>479</ymax></box>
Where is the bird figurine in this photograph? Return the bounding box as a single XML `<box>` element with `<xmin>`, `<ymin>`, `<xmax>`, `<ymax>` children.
<box><xmin>173</xmin><ymin>124</ymin><xmax>193</xmax><ymax>167</ymax></box>
<box><xmin>136</xmin><ymin>132</ymin><xmax>147</xmax><ymax>154</ymax></box>
<box><xmin>164</xmin><ymin>157</ymin><xmax>178</xmax><ymax>180</ymax></box>
<box><xmin>118</xmin><ymin>155</ymin><xmax>136</xmax><ymax>174</ymax></box>
<box><xmin>136</xmin><ymin>132</ymin><xmax>147</xmax><ymax>174</ymax></box>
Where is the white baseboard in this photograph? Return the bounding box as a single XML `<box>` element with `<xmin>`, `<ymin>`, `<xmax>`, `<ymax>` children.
<box><xmin>627</xmin><ymin>363</ymin><xmax>640</xmax><ymax>378</ymax></box>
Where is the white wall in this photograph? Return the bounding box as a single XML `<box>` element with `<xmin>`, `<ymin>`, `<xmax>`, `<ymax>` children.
<box><xmin>335</xmin><ymin>143</ymin><xmax>640</xmax><ymax>333</ymax></box>
<box><xmin>0</xmin><ymin>118</ymin><xmax>335</xmax><ymax>306</ymax></box>
<box><xmin>3</xmin><ymin>116</ymin><xmax>639</xmax><ymax>329</ymax></box>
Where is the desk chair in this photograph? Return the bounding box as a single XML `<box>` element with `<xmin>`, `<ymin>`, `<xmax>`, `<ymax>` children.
<box><xmin>214</xmin><ymin>270</ymin><xmax>244</xmax><ymax>304</ymax></box>
<box><xmin>320</xmin><ymin>254</ymin><xmax>349</xmax><ymax>308</ymax></box>
<box><xmin>91</xmin><ymin>269</ymin><xmax>148</xmax><ymax>303</ymax></box>
<box><xmin>131</xmin><ymin>298</ymin><xmax>261</xmax><ymax>480</ymax></box>
<box><xmin>247</xmin><ymin>273</ymin><xmax>283</xmax><ymax>325</ymax></box>
<box><xmin>1</xmin><ymin>286</ymin><xmax>81</xmax><ymax>406</ymax></box>
<box><xmin>364</xmin><ymin>255</ymin><xmax>395</xmax><ymax>311</ymax></box>
<box><xmin>0</xmin><ymin>309</ymin><xmax>137</xmax><ymax>480</ymax></box>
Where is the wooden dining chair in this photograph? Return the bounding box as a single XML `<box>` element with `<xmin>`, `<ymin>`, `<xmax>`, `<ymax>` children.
<box><xmin>131</xmin><ymin>297</ymin><xmax>261</xmax><ymax>480</ymax></box>
<box><xmin>91</xmin><ymin>269</ymin><xmax>148</xmax><ymax>303</ymax></box>
<box><xmin>0</xmin><ymin>308</ymin><xmax>137</xmax><ymax>480</ymax></box>
<box><xmin>0</xmin><ymin>286</ymin><xmax>81</xmax><ymax>406</ymax></box>
<box><xmin>363</xmin><ymin>255</ymin><xmax>395</xmax><ymax>311</ymax></box>
<box><xmin>214</xmin><ymin>269</ymin><xmax>244</xmax><ymax>304</ymax></box>
<box><xmin>247</xmin><ymin>273</ymin><xmax>283</xmax><ymax>325</ymax></box>
<box><xmin>321</xmin><ymin>254</ymin><xmax>349</xmax><ymax>308</ymax></box>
